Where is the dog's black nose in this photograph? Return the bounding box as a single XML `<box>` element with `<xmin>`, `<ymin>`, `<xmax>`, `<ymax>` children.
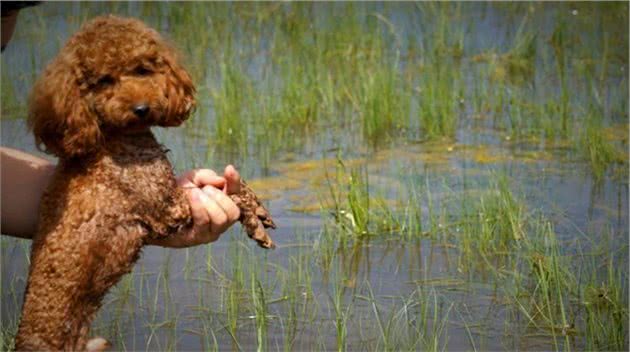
<box><xmin>133</xmin><ymin>104</ymin><xmax>150</xmax><ymax>118</ymax></box>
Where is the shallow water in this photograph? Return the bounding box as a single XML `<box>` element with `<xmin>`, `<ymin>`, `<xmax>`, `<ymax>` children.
<box><xmin>1</xmin><ymin>2</ymin><xmax>628</xmax><ymax>351</ymax></box>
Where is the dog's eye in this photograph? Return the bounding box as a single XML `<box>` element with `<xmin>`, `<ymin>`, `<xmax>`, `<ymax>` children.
<box><xmin>95</xmin><ymin>75</ymin><xmax>115</xmax><ymax>88</ymax></box>
<box><xmin>133</xmin><ymin>66</ymin><xmax>153</xmax><ymax>76</ymax></box>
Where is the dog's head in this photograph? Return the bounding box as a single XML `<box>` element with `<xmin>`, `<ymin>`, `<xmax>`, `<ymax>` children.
<box><xmin>29</xmin><ymin>15</ymin><xmax>196</xmax><ymax>158</ymax></box>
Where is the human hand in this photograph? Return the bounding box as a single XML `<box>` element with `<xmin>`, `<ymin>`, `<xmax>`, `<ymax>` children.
<box><xmin>147</xmin><ymin>165</ymin><xmax>241</xmax><ymax>248</ymax></box>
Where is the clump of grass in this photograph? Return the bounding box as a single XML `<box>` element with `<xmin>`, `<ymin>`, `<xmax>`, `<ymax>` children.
<box><xmin>278</xmin><ymin>235</ymin><xmax>317</xmax><ymax>351</ymax></box>
<box><xmin>251</xmin><ymin>57</ymin><xmax>322</xmax><ymax>157</ymax></box>
<box><xmin>325</xmin><ymin>160</ymin><xmax>370</xmax><ymax>237</ymax></box>
<box><xmin>324</xmin><ymin>157</ymin><xmax>403</xmax><ymax>238</ymax></box>
<box><xmin>363</xmin><ymin>285</ymin><xmax>452</xmax><ymax>351</ymax></box>
<box><xmin>251</xmin><ymin>276</ymin><xmax>268</xmax><ymax>352</ymax></box>
<box><xmin>277</xmin><ymin>63</ymin><xmax>321</xmax><ymax>129</ymax></box>
<box><xmin>330</xmin><ymin>281</ymin><xmax>352</xmax><ymax>352</ymax></box>
<box><xmin>476</xmin><ymin>12</ymin><xmax>537</xmax><ymax>86</ymax></box>
<box><xmin>438</xmin><ymin>173</ymin><xmax>628</xmax><ymax>350</ymax></box>
<box><xmin>501</xmin><ymin>10</ymin><xmax>537</xmax><ymax>84</ymax></box>
<box><xmin>414</xmin><ymin>3</ymin><xmax>465</xmax><ymax>140</ymax></box>
<box><xmin>550</xmin><ymin>19</ymin><xmax>570</xmax><ymax>135</ymax></box>
<box><xmin>502</xmin><ymin>32</ymin><xmax>537</xmax><ymax>83</ymax></box>
<box><xmin>457</xmin><ymin>174</ymin><xmax>526</xmax><ymax>273</ymax></box>
<box><xmin>359</xmin><ymin>57</ymin><xmax>410</xmax><ymax>146</ymax></box>
<box><xmin>222</xmin><ymin>240</ymin><xmax>246</xmax><ymax>346</ymax></box>
<box><xmin>581</xmin><ymin>256</ymin><xmax>629</xmax><ymax>351</ymax></box>
<box><xmin>577</xmin><ymin>110</ymin><xmax>626</xmax><ymax>180</ymax></box>
<box><xmin>356</xmin><ymin>283</ymin><xmax>451</xmax><ymax>351</ymax></box>
<box><xmin>212</xmin><ymin>61</ymin><xmax>251</xmax><ymax>149</ymax></box>
<box><xmin>519</xmin><ymin>221</ymin><xmax>574</xmax><ymax>350</ymax></box>
<box><xmin>416</xmin><ymin>52</ymin><xmax>462</xmax><ymax>139</ymax></box>
<box><xmin>399</xmin><ymin>185</ymin><xmax>425</xmax><ymax>240</ymax></box>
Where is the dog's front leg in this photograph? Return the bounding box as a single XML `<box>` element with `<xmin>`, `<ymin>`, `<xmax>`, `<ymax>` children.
<box><xmin>16</xmin><ymin>220</ymin><xmax>147</xmax><ymax>351</ymax></box>
<box><xmin>139</xmin><ymin>184</ymin><xmax>193</xmax><ymax>241</ymax></box>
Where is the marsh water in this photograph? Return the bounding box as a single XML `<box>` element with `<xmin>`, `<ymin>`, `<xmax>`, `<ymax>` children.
<box><xmin>1</xmin><ymin>2</ymin><xmax>628</xmax><ymax>351</ymax></box>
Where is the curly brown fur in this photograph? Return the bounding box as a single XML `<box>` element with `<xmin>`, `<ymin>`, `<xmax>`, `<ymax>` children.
<box><xmin>15</xmin><ymin>15</ymin><xmax>195</xmax><ymax>350</ymax></box>
<box><xmin>229</xmin><ymin>180</ymin><xmax>276</xmax><ymax>249</ymax></box>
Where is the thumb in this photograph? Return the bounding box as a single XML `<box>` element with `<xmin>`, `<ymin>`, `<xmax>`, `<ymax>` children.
<box><xmin>224</xmin><ymin>164</ymin><xmax>241</xmax><ymax>195</ymax></box>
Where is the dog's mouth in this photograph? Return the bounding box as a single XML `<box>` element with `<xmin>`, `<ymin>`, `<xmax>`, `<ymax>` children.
<box><xmin>90</xmin><ymin>98</ymin><xmax>193</xmax><ymax>130</ymax></box>
<box><xmin>120</xmin><ymin>120</ymin><xmax>152</xmax><ymax>133</ymax></box>
<box><xmin>157</xmin><ymin>101</ymin><xmax>195</xmax><ymax>127</ymax></box>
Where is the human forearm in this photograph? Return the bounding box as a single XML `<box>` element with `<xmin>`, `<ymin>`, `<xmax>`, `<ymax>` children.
<box><xmin>1</xmin><ymin>147</ymin><xmax>55</xmax><ymax>238</ymax></box>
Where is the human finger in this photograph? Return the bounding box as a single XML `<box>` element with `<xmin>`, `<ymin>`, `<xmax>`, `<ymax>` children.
<box><xmin>203</xmin><ymin>185</ymin><xmax>240</xmax><ymax>226</ymax></box>
<box><xmin>196</xmin><ymin>187</ymin><xmax>232</xmax><ymax>235</ymax></box>
<box><xmin>223</xmin><ymin>164</ymin><xmax>241</xmax><ymax>195</ymax></box>
<box><xmin>187</xmin><ymin>188</ymin><xmax>216</xmax><ymax>244</ymax></box>
<box><xmin>191</xmin><ymin>169</ymin><xmax>225</xmax><ymax>188</ymax></box>
<box><xmin>189</xmin><ymin>188</ymin><xmax>209</xmax><ymax>225</ymax></box>
<box><xmin>178</xmin><ymin>169</ymin><xmax>224</xmax><ymax>189</ymax></box>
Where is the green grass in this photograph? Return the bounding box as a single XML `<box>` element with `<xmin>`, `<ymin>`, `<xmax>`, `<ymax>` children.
<box><xmin>9</xmin><ymin>2</ymin><xmax>621</xmax><ymax>176</ymax></box>
<box><xmin>582</xmin><ymin>256</ymin><xmax>629</xmax><ymax>351</ymax></box>
<box><xmin>321</xmin><ymin>161</ymin><xmax>627</xmax><ymax>350</ymax></box>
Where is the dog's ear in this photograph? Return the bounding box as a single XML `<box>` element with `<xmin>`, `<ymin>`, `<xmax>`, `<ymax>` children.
<box><xmin>161</xmin><ymin>48</ymin><xmax>196</xmax><ymax>125</ymax></box>
<box><xmin>28</xmin><ymin>58</ymin><xmax>102</xmax><ymax>158</ymax></box>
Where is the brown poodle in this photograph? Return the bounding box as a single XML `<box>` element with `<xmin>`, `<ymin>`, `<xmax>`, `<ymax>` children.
<box><xmin>15</xmin><ymin>15</ymin><xmax>196</xmax><ymax>350</ymax></box>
